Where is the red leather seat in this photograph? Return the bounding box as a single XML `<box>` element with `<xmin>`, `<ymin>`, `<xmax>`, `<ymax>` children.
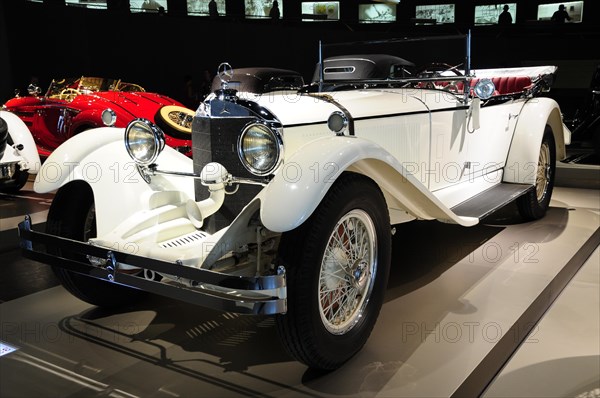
<box><xmin>491</xmin><ymin>76</ymin><xmax>532</xmax><ymax>95</ymax></box>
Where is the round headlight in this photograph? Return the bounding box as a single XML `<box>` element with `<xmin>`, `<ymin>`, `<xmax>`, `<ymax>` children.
<box><xmin>474</xmin><ymin>78</ymin><xmax>496</xmax><ymax>100</ymax></box>
<box><xmin>238</xmin><ymin>122</ymin><xmax>282</xmax><ymax>176</ymax></box>
<box><xmin>101</xmin><ymin>108</ymin><xmax>117</xmax><ymax>127</ymax></box>
<box><xmin>124</xmin><ymin>119</ymin><xmax>165</xmax><ymax>165</ymax></box>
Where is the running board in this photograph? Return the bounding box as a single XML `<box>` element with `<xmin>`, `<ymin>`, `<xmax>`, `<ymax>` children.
<box><xmin>451</xmin><ymin>183</ymin><xmax>533</xmax><ymax>219</ymax></box>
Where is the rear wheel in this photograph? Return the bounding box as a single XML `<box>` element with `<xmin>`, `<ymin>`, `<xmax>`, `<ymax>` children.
<box><xmin>47</xmin><ymin>182</ymin><xmax>145</xmax><ymax>307</ymax></box>
<box><xmin>275</xmin><ymin>173</ymin><xmax>391</xmax><ymax>370</ymax></box>
<box><xmin>517</xmin><ymin>127</ymin><xmax>556</xmax><ymax>220</ymax></box>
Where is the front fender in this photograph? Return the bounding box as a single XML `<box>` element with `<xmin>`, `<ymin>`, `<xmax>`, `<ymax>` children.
<box><xmin>260</xmin><ymin>136</ymin><xmax>478</xmax><ymax>233</ymax></box>
<box><xmin>0</xmin><ymin>110</ymin><xmax>41</xmax><ymax>173</ymax></box>
<box><xmin>35</xmin><ymin>127</ymin><xmax>123</xmax><ymax>193</ymax></box>
<box><xmin>503</xmin><ymin>97</ymin><xmax>567</xmax><ymax>185</ymax></box>
<box><xmin>35</xmin><ymin>127</ymin><xmax>194</xmax><ymax>235</ymax></box>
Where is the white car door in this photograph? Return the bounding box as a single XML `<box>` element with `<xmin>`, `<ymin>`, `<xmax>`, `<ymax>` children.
<box><xmin>424</xmin><ymin>91</ymin><xmax>471</xmax><ymax>192</ymax></box>
<box><xmin>466</xmin><ymin>101</ymin><xmax>524</xmax><ymax>179</ymax></box>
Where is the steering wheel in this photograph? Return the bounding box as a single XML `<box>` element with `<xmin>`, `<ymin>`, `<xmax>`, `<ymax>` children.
<box><xmin>415</xmin><ymin>63</ymin><xmax>464</xmax><ymax>90</ymax></box>
<box><xmin>58</xmin><ymin>88</ymin><xmax>81</xmax><ymax>101</ymax></box>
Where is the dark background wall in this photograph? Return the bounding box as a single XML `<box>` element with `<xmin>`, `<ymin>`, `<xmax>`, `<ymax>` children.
<box><xmin>2</xmin><ymin>0</ymin><xmax>599</xmax><ymax>107</ymax></box>
<box><xmin>0</xmin><ymin>1</ymin><xmax>13</xmax><ymax>101</ymax></box>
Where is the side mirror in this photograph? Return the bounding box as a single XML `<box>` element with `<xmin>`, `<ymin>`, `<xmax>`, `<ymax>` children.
<box><xmin>14</xmin><ymin>88</ymin><xmax>20</xmax><ymax>98</ymax></box>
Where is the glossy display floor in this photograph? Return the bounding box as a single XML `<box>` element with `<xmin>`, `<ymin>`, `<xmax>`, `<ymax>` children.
<box><xmin>1</xmin><ymin>174</ymin><xmax>599</xmax><ymax>397</ymax></box>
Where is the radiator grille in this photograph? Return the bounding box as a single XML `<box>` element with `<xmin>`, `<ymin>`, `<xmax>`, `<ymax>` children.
<box><xmin>192</xmin><ymin>99</ymin><xmax>263</xmax><ymax>232</ymax></box>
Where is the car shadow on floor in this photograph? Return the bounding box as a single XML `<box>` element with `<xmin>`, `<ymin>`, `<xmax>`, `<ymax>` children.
<box><xmin>48</xmin><ymin>207</ymin><xmax>570</xmax><ymax>396</ymax></box>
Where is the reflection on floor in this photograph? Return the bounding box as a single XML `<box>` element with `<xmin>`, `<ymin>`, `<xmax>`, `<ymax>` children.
<box><xmin>0</xmin><ymin>182</ymin><xmax>598</xmax><ymax>397</ymax></box>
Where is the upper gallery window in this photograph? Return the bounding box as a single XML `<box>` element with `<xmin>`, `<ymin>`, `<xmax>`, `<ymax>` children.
<box><xmin>537</xmin><ymin>1</ymin><xmax>584</xmax><ymax>23</ymax></box>
<box><xmin>187</xmin><ymin>0</ymin><xmax>226</xmax><ymax>16</ymax></box>
<box><xmin>130</xmin><ymin>0</ymin><xmax>168</xmax><ymax>13</ymax></box>
<box><xmin>474</xmin><ymin>3</ymin><xmax>517</xmax><ymax>25</ymax></box>
<box><xmin>415</xmin><ymin>4</ymin><xmax>455</xmax><ymax>25</ymax></box>
<box><xmin>358</xmin><ymin>3</ymin><xmax>397</xmax><ymax>23</ymax></box>
<box><xmin>245</xmin><ymin>0</ymin><xmax>284</xmax><ymax>19</ymax></box>
<box><xmin>301</xmin><ymin>2</ymin><xmax>340</xmax><ymax>21</ymax></box>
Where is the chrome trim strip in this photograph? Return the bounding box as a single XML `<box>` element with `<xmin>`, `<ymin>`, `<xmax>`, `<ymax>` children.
<box><xmin>145</xmin><ymin>166</ymin><xmax>268</xmax><ymax>187</ymax></box>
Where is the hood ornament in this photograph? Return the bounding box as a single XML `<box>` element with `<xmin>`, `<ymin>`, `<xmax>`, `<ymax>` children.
<box><xmin>215</xmin><ymin>62</ymin><xmax>238</xmax><ymax>104</ymax></box>
<box><xmin>218</xmin><ymin>62</ymin><xmax>234</xmax><ymax>90</ymax></box>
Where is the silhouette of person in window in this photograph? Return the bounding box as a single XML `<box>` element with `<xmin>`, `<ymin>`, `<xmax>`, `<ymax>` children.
<box><xmin>269</xmin><ymin>0</ymin><xmax>280</xmax><ymax>19</ymax></box>
<box><xmin>551</xmin><ymin>4</ymin><xmax>571</xmax><ymax>23</ymax></box>
<box><xmin>498</xmin><ymin>5</ymin><xmax>512</xmax><ymax>25</ymax></box>
<box><xmin>208</xmin><ymin>0</ymin><xmax>218</xmax><ymax>19</ymax></box>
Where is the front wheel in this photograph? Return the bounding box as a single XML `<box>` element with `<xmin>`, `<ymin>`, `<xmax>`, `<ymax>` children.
<box><xmin>47</xmin><ymin>182</ymin><xmax>145</xmax><ymax>307</ymax></box>
<box><xmin>276</xmin><ymin>173</ymin><xmax>391</xmax><ymax>370</ymax></box>
<box><xmin>517</xmin><ymin>127</ymin><xmax>556</xmax><ymax>220</ymax></box>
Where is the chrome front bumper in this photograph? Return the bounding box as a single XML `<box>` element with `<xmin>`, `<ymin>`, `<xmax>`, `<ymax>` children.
<box><xmin>18</xmin><ymin>216</ymin><xmax>287</xmax><ymax>315</ymax></box>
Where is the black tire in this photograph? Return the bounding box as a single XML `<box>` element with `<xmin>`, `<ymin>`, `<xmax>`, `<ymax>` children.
<box><xmin>0</xmin><ymin>164</ymin><xmax>29</xmax><ymax>193</ymax></box>
<box><xmin>517</xmin><ymin>127</ymin><xmax>556</xmax><ymax>220</ymax></box>
<box><xmin>0</xmin><ymin>117</ymin><xmax>7</xmax><ymax>160</ymax></box>
<box><xmin>154</xmin><ymin>105</ymin><xmax>194</xmax><ymax>140</ymax></box>
<box><xmin>275</xmin><ymin>172</ymin><xmax>392</xmax><ymax>370</ymax></box>
<box><xmin>592</xmin><ymin>123</ymin><xmax>600</xmax><ymax>158</ymax></box>
<box><xmin>47</xmin><ymin>182</ymin><xmax>146</xmax><ymax>307</ymax></box>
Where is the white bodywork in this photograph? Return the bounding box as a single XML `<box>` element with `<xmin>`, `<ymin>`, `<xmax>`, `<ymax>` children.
<box><xmin>34</xmin><ymin>65</ymin><xmax>569</xmax><ymax>272</ymax></box>
<box><xmin>34</xmin><ymin>127</ymin><xmax>194</xmax><ymax>236</ymax></box>
<box><xmin>0</xmin><ymin>110</ymin><xmax>41</xmax><ymax>185</ymax></box>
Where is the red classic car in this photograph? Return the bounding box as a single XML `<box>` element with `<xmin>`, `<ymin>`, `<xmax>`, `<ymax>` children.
<box><xmin>3</xmin><ymin>76</ymin><xmax>194</xmax><ymax>157</ymax></box>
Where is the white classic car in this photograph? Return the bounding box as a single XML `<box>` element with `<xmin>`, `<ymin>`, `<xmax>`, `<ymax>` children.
<box><xmin>19</xmin><ymin>35</ymin><xmax>570</xmax><ymax>370</ymax></box>
<box><xmin>0</xmin><ymin>109</ymin><xmax>40</xmax><ymax>192</ymax></box>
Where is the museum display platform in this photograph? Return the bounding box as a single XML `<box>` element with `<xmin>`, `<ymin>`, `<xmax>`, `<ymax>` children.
<box><xmin>0</xmin><ymin>178</ymin><xmax>598</xmax><ymax>397</ymax></box>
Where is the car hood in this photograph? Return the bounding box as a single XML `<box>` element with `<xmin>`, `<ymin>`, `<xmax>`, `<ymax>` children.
<box><xmin>84</xmin><ymin>92</ymin><xmax>181</xmax><ymax>118</ymax></box>
<box><xmin>3</xmin><ymin>96</ymin><xmax>45</xmax><ymax>109</ymax></box>
<box><xmin>252</xmin><ymin>89</ymin><xmax>436</xmax><ymax>126</ymax></box>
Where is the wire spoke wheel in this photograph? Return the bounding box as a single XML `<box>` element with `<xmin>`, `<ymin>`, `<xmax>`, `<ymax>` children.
<box><xmin>154</xmin><ymin>105</ymin><xmax>195</xmax><ymax>139</ymax></box>
<box><xmin>536</xmin><ymin>141</ymin><xmax>551</xmax><ymax>203</ymax></box>
<box><xmin>167</xmin><ymin>109</ymin><xmax>194</xmax><ymax>130</ymax></box>
<box><xmin>517</xmin><ymin>127</ymin><xmax>556</xmax><ymax>221</ymax></box>
<box><xmin>276</xmin><ymin>173</ymin><xmax>391</xmax><ymax>370</ymax></box>
<box><xmin>319</xmin><ymin>210</ymin><xmax>377</xmax><ymax>335</ymax></box>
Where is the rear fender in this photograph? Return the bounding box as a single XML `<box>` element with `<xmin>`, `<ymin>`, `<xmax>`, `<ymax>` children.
<box><xmin>260</xmin><ymin>136</ymin><xmax>478</xmax><ymax>233</ymax></box>
<box><xmin>35</xmin><ymin>127</ymin><xmax>194</xmax><ymax>235</ymax></box>
<box><xmin>503</xmin><ymin>97</ymin><xmax>567</xmax><ymax>184</ymax></box>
